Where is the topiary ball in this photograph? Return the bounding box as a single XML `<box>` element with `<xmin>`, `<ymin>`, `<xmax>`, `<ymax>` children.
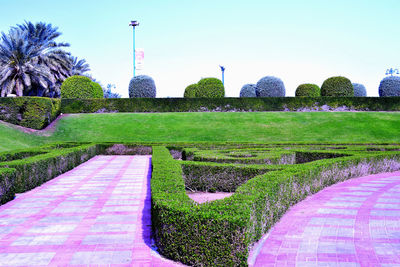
<box><xmin>61</xmin><ymin>75</ymin><xmax>104</xmax><ymax>98</ymax></box>
<box><xmin>184</xmin><ymin>84</ymin><xmax>199</xmax><ymax>98</ymax></box>
<box><xmin>295</xmin><ymin>84</ymin><xmax>321</xmax><ymax>97</ymax></box>
<box><xmin>352</xmin><ymin>83</ymin><xmax>367</xmax><ymax>97</ymax></box>
<box><xmin>255</xmin><ymin>76</ymin><xmax>285</xmax><ymax>97</ymax></box>
<box><xmin>129</xmin><ymin>75</ymin><xmax>156</xmax><ymax>98</ymax></box>
<box><xmin>321</xmin><ymin>76</ymin><xmax>353</xmax><ymax>97</ymax></box>
<box><xmin>196</xmin><ymin>78</ymin><xmax>225</xmax><ymax>98</ymax></box>
<box><xmin>239</xmin><ymin>84</ymin><xmax>257</xmax><ymax>97</ymax></box>
<box><xmin>379</xmin><ymin>76</ymin><xmax>400</xmax><ymax>97</ymax></box>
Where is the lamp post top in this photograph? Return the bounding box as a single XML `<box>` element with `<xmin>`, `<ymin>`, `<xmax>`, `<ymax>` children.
<box><xmin>220</xmin><ymin>65</ymin><xmax>225</xmax><ymax>72</ymax></box>
<box><xmin>129</xmin><ymin>21</ymin><xmax>139</xmax><ymax>27</ymax></box>
<box><xmin>386</xmin><ymin>68</ymin><xmax>399</xmax><ymax>76</ymax></box>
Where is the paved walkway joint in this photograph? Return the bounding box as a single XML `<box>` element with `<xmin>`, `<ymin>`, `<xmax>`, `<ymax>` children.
<box><xmin>0</xmin><ymin>155</ymin><xmax>182</xmax><ymax>266</ymax></box>
<box><xmin>250</xmin><ymin>171</ymin><xmax>400</xmax><ymax>267</ymax></box>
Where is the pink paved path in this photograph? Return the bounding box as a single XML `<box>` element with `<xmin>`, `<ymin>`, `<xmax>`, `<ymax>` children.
<box><xmin>0</xmin><ymin>155</ymin><xmax>184</xmax><ymax>266</ymax></box>
<box><xmin>250</xmin><ymin>171</ymin><xmax>400</xmax><ymax>267</ymax></box>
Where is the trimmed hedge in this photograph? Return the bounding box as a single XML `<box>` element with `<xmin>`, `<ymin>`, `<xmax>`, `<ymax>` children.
<box><xmin>129</xmin><ymin>75</ymin><xmax>157</xmax><ymax>98</ymax></box>
<box><xmin>184</xmin><ymin>84</ymin><xmax>199</xmax><ymax>98</ymax></box>
<box><xmin>256</xmin><ymin>76</ymin><xmax>285</xmax><ymax>97</ymax></box>
<box><xmin>352</xmin><ymin>83</ymin><xmax>367</xmax><ymax>97</ymax></box>
<box><xmin>0</xmin><ymin>168</ymin><xmax>17</xmax><ymax>204</ymax></box>
<box><xmin>0</xmin><ymin>143</ymin><xmax>100</xmax><ymax>196</ymax></box>
<box><xmin>152</xmin><ymin>144</ymin><xmax>400</xmax><ymax>266</ymax></box>
<box><xmin>295</xmin><ymin>84</ymin><xmax>321</xmax><ymax>97</ymax></box>
<box><xmin>61</xmin><ymin>97</ymin><xmax>400</xmax><ymax>113</ymax></box>
<box><xmin>196</xmin><ymin>78</ymin><xmax>225</xmax><ymax>98</ymax></box>
<box><xmin>61</xmin><ymin>76</ymin><xmax>104</xmax><ymax>99</ymax></box>
<box><xmin>321</xmin><ymin>76</ymin><xmax>354</xmax><ymax>97</ymax></box>
<box><xmin>239</xmin><ymin>84</ymin><xmax>257</xmax><ymax>98</ymax></box>
<box><xmin>379</xmin><ymin>76</ymin><xmax>400</xmax><ymax>97</ymax></box>
<box><xmin>0</xmin><ymin>97</ymin><xmax>61</xmax><ymax>129</ymax></box>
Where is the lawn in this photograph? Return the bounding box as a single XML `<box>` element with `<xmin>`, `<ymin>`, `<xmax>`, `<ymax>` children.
<box><xmin>1</xmin><ymin>112</ymin><xmax>400</xmax><ymax>152</ymax></box>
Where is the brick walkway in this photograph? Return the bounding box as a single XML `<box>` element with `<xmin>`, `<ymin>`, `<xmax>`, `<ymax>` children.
<box><xmin>249</xmin><ymin>171</ymin><xmax>400</xmax><ymax>267</ymax></box>
<box><xmin>0</xmin><ymin>155</ymin><xmax>184</xmax><ymax>266</ymax></box>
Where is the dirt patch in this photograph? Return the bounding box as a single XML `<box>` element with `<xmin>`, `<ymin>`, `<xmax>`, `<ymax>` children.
<box><xmin>187</xmin><ymin>192</ymin><xmax>234</xmax><ymax>204</ymax></box>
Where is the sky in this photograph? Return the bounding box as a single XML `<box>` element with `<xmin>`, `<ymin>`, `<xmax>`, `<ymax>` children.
<box><xmin>1</xmin><ymin>0</ymin><xmax>400</xmax><ymax>97</ymax></box>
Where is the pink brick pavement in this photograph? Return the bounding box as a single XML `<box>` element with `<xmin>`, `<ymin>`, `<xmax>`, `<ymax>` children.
<box><xmin>249</xmin><ymin>171</ymin><xmax>400</xmax><ymax>267</ymax></box>
<box><xmin>0</xmin><ymin>155</ymin><xmax>185</xmax><ymax>266</ymax></box>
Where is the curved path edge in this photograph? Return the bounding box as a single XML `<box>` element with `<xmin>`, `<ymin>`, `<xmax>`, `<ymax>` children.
<box><xmin>250</xmin><ymin>171</ymin><xmax>400</xmax><ymax>267</ymax></box>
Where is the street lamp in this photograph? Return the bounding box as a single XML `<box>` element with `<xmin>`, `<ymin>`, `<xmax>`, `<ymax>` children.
<box><xmin>386</xmin><ymin>68</ymin><xmax>399</xmax><ymax>76</ymax></box>
<box><xmin>219</xmin><ymin>65</ymin><xmax>225</xmax><ymax>86</ymax></box>
<box><xmin>129</xmin><ymin>20</ymin><xmax>140</xmax><ymax>77</ymax></box>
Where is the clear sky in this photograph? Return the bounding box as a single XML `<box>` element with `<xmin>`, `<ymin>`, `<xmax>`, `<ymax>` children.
<box><xmin>1</xmin><ymin>0</ymin><xmax>400</xmax><ymax>97</ymax></box>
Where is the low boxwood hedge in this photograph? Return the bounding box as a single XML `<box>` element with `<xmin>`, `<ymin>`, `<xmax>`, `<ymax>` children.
<box><xmin>0</xmin><ymin>97</ymin><xmax>61</xmax><ymax>129</ymax></box>
<box><xmin>152</xmin><ymin>144</ymin><xmax>400</xmax><ymax>266</ymax></box>
<box><xmin>61</xmin><ymin>97</ymin><xmax>400</xmax><ymax>114</ymax></box>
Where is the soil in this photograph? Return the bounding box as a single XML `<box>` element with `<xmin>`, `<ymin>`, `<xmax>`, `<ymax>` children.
<box><xmin>187</xmin><ymin>192</ymin><xmax>234</xmax><ymax>204</ymax></box>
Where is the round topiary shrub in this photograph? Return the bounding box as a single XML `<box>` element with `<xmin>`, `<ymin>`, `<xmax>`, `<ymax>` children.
<box><xmin>129</xmin><ymin>75</ymin><xmax>156</xmax><ymax>98</ymax></box>
<box><xmin>195</xmin><ymin>78</ymin><xmax>225</xmax><ymax>98</ymax></box>
<box><xmin>184</xmin><ymin>84</ymin><xmax>199</xmax><ymax>98</ymax></box>
<box><xmin>321</xmin><ymin>76</ymin><xmax>353</xmax><ymax>97</ymax></box>
<box><xmin>61</xmin><ymin>75</ymin><xmax>104</xmax><ymax>98</ymax></box>
<box><xmin>255</xmin><ymin>76</ymin><xmax>285</xmax><ymax>97</ymax></box>
<box><xmin>352</xmin><ymin>83</ymin><xmax>367</xmax><ymax>97</ymax></box>
<box><xmin>379</xmin><ymin>76</ymin><xmax>400</xmax><ymax>97</ymax></box>
<box><xmin>295</xmin><ymin>84</ymin><xmax>321</xmax><ymax>97</ymax></box>
<box><xmin>239</xmin><ymin>84</ymin><xmax>257</xmax><ymax>97</ymax></box>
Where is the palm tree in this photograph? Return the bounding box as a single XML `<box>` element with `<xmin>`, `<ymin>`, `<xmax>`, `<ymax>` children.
<box><xmin>0</xmin><ymin>29</ymin><xmax>54</xmax><ymax>96</ymax></box>
<box><xmin>70</xmin><ymin>56</ymin><xmax>90</xmax><ymax>75</ymax></box>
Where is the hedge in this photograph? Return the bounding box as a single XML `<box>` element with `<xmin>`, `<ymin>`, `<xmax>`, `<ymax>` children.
<box><xmin>61</xmin><ymin>97</ymin><xmax>400</xmax><ymax>113</ymax></box>
<box><xmin>0</xmin><ymin>143</ymin><xmax>101</xmax><ymax>200</ymax></box>
<box><xmin>0</xmin><ymin>97</ymin><xmax>61</xmax><ymax>129</ymax></box>
<box><xmin>152</xmin><ymin>144</ymin><xmax>400</xmax><ymax>266</ymax></box>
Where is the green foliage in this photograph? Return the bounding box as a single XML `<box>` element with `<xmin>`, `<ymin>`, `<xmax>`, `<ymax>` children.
<box><xmin>0</xmin><ymin>143</ymin><xmax>100</xmax><ymax>200</ymax></box>
<box><xmin>196</xmin><ymin>78</ymin><xmax>225</xmax><ymax>98</ymax></box>
<box><xmin>295</xmin><ymin>84</ymin><xmax>321</xmax><ymax>97</ymax></box>
<box><xmin>128</xmin><ymin>75</ymin><xmax>157</xmax><ymax>98</ymax></box>
<box><xmin>61</xmin><ymin>75</ymin><xmax>104</xmax><ymax>99</ymax></box>
<box><xmin>61</xmin><ymin>97</ymin><xmax>400</xmax><ymax>114</ymax></box>
<box><xmin>152</xmin><ymin>144</ymin><xmax>400</xmax><ymax>265</ymax></box>
<box><xmin>183</xmin><ymin>84</ymin><xmax>199</xmax><ymax>98</ymax></box>
<box><xmin>0</xmin><ymin>168</ymin><xmax>17</xmax><ymax>204</ymax></box>
<box><xmin>0</xmin><ymin>97</ymin><xmax>61</xmax><ymax>129</ymax></box>
<box><xmin>321</xmin><ymin>76</ymin><xmax>354</xmax><ymax>97</ymax></box>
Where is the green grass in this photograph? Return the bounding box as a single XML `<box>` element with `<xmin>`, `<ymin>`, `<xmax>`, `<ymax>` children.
<box><xmin>0</xmin><ymin>123</ymin><xmax>44</xmax><ymax>152</ymax></box>
<box><xmin>1</xmin><ymin>112</ymin><xmax>400</xmax><ymax>152</ymax></box>
<box><xmin>49</xmin><ymin>112</ymin><xmax>400</xmax><ymax>143</ymax></box>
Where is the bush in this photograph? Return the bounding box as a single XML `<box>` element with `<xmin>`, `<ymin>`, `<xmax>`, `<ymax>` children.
<box><xmin>0</xmin><ymin>97</ymin><xmax>61</xmax><ymax>129</ymax></box>
<box><xmin>295</xmin><ymin>84</ymin><xmax>321</xmax><ymax>97</ymax></box>
<box><xmin>239</xmin><ymin>84</ymin><xmax>257</xmax><ymax>97</ymax></box>
<box><xmin>352</xmin><ymin>83</ymin><xmax>367</xmax><ymax>97</ymax></box>
<box><xmin>183</xmin><ymin>84</ymin><xmax>199</xmax><ymax>98</ymax></box>
<box><xmin>321</xmin><ymin>76</ymin><xmax>353</xmax><ymax>97</ymax></box>
<box><xmin>196</xmin><ymin>78</ymin><xmax>225</xmax><ymax>98</ymax></box>
<box><xmin>379</xmin><ymin>76</ymin><xmax>400</xmax><ymax>97</ymax></box>
<box><xmin>129</xmin><ymin>75</ymin><xmax>156</xmax><ymax>98</ymax></box>
<box><xmin>256</xmin><ymin>76</ymin><xmax>285</xmax><ymax>97</ymax></box>
<box><xmin>61</xmin><ymin>75</ymin><xmax>104</xmax><ymax>99</ymax></box>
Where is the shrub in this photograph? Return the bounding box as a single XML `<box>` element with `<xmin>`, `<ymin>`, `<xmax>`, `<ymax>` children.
<box><xmin>352</xmin><ymin>83</ymin><xmax>367</xmax><ymax>97</ymax></box>
<box><xmin>256</xmin><ymin>76</ymin><xmax>285</xmax><ymax>97</ymax></box>
<box><xmin>239</xmin><ymin>84</ymin><xmax>257</xmax><ymax>97</ymax></box>
<box><xmin>379</xmin><ymin>76</ymin><xmax>400</xmax><ymax>97</ymax></box>
<box><xmin>184</xmin><ymin>84</ymin><xmax>199</xmax><ymax>98</ymax></box>
<box><xmin>129</xmin><ymin>75</ymin><xmax>156</xmax><ymax>98</ymax></box>
<box><xmin>61</xmin><ymin>76</ymin><xmax>104</xmax><ymax>99</ymax></box>
<box><xmin>321</xmin><ymin>76</ymin><xmax>353</xmax><ymax>97</ymax></box>
<box><xmin>0</xmin><ymin>97</ymin><xmax>61</xmax><ymax>129</ymax></box>
<box><xmin>295</xmin><ymin>84</ymin><xmax>321</xmax><ymax>97</ymax></box>
<box><xmin>196</xmin><ymin>78</ymin><xmax>225</xmax><ymax>98</ymax></box>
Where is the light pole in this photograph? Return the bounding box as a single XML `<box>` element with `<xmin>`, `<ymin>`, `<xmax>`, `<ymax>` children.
<box><xmin>386</xmin><ymin>68</ymin><xmax>399</xmax><ymax>76</ymax></box>
<box><xmin>219</xmin><ymin>65</ymin><xmax>225</xmax><ymax>86</ymax></box>
<box><xmin>129</xmin><ymin>20</ymin><xmax>139</xmax><ymax>77</ymax></box>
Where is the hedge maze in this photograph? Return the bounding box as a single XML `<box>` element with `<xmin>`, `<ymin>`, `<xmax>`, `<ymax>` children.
<box><xmin>1</xmin><ymin>142</ymin><xmax>400</xmax><ymax>266</ymax></box>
